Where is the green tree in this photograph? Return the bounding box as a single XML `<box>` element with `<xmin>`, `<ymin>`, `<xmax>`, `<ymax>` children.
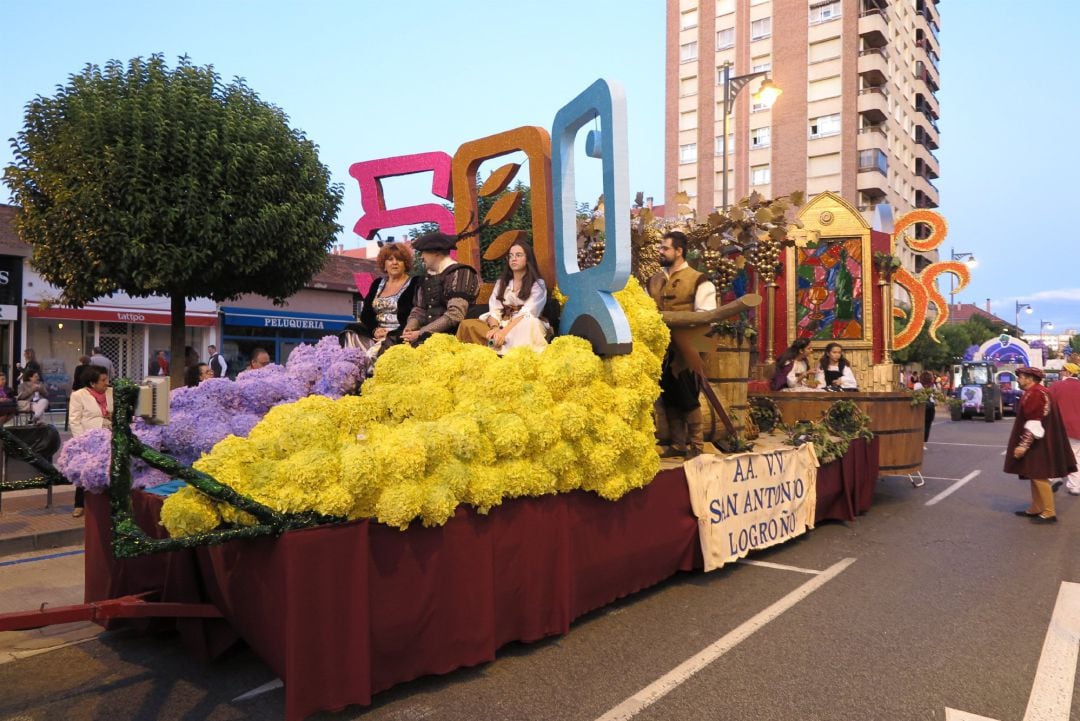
<box><xmin>4</xmin><ymin>55</ymin><xmax>342</xmax><ymax>388</ymax></box>
<box><xmin>1069</xmin><ymin>335</ymin><xmax>1080</xmax><ymax>356</ymax></box>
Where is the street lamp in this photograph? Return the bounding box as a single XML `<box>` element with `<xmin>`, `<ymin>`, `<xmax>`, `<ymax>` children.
<box><xmin>719</xmin><ymin>63</ymin><xmax>781</xmax><ymax>212</ymax></box>
<box><xmin>1041</xmin><ymin>319</ymin><xmax>1054</xmax><ymax>349</ymax></box>
<box><xmin>1014</xmin><ymin>301</ymin><xmax>1033</xmax><ymax>334</ymax></box>
<box><xmin>948</xmin><ymin>248</ymin><xmax>977</xmax><ymax>306</ymax></box>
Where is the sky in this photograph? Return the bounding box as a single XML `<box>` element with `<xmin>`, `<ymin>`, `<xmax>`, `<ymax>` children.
<box><xmin>1</xmin><ymin>0</ymin><xmax>1077</xmax><ymax>333</ymax></box>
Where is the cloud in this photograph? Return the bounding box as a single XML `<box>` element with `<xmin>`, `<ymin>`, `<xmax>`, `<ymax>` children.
<box><xmin>1001</xmin><ymin>288</ymin><xmax>1080</xmax><ymax>303</ymax></box>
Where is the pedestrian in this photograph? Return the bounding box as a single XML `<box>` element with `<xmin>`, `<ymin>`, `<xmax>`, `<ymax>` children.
<box><xmin>1049</xmin><ymin>361</ymin><xmax>1080</xmax><ymax>496</ymax></box>
<box><xmin>184</xmin><ymin>362</ymin><xmax>213</xmax><ymax>387</ymax></box>
<box><xmin>240</xmin><ymin>347</ymin><xmax>271</xmax><ymax>374</ymax></box>
<box><xmin>646</xmin><ymin>230</ymin><xmax>717</xmax><ymax>459</ymax></box>
<box><xmin>913</xmin><ymin>370</ymin><xmax>937</xmax><ymax>446</ymax></box>
<box><xmin>152</xmin><ymin>350</ymin><xmax>169</xmax><ymax>376</ymax></box>
<box><xmin>71</xmin><ymin>355</ymin><xmax>92</xmax><ymax>392</ymax></box>
<box><xmin>16</xmin><ymin>349</ymin><xmax>41</xmax><ymax>380</ymax></box>
<box><xmin>89</xmin><ymin>347</ymin><xmax>114</xmax><ymax>378</ymax></box>
<box><xmin>207</xmin><ymin>344</ymin><xmax>228</xmax><ymax>378</ymax></box>
<box><xmin>68</xmin><ymin>365</ymin><xmax>113</xmax><ymax>518</ymax></box>
<box><xmin>1005</xmin><ymin>366</ymin><xmax>1076</xmax><ymax>524</ymax></box>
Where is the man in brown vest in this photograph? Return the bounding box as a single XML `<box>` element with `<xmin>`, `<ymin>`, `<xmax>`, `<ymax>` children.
<box><xmin>647</xmin><ymin>231</ymin><xmax>717</xmax><ymax>458</ymax></box>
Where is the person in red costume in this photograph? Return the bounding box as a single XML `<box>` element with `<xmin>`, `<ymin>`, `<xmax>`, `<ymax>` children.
<box><xmin>1049</xmin><ymin>362</ymin><xmax>1080</xmax><ymax>495</ymax></box>
<box><xmin>1005</xmin><ymin>366</ymin><xmax>1076</xmax><ymax>523</ymax></box>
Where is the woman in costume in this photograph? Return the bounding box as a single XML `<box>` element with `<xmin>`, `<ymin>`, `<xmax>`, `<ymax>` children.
<box><xmin>816</xmin><ymin>342</ymin><xmax>858</xmax><ymax>391</ymax></box>
<box><xmin>339</xmin><ymin>243</ymin><xmax>417</xmax><ymax>356</ymax></box>
<box><xmin>457</xmin><ymin>241</ymin><xmax>549</xmax><ymax>355</ymax></box>
<box><xmin>771</xmin><ymin>338</ymin><xmax>818</xmax><ymax>391</ymax></box>
<box><xmin>1005</xmin><ymin>366</ymin><xmax>1076</xmax><ymax>524</ymax></box>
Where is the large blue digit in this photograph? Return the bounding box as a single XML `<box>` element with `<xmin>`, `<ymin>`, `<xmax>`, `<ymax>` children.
<box><xmin>551</xmin><ymin>79</ymin><xmax>632</xmax><ymax>356</ymax></box>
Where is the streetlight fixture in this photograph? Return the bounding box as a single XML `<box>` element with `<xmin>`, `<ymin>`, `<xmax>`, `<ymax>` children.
<box><xmin>719</xmin><ymin>62</ymin><xmax>781</xmax><ymax>212</ymax></box>
<box><xmin>1014</xmin><ymin>301</ymin><xmax>1033</xmax><ymax>334</ymax></box>
<box><xmin>1041</xmin><ymin>319</ymin><xmax>1054</xmax><ymax>349</ymax></box>
<box><xmin>948</xmin><ymin>248</ymin><xmax>977</xmax><ymax>306</ymax></box>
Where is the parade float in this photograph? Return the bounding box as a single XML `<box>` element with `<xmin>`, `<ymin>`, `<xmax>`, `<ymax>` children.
<box><xmin>0</xmin><ymin>77</ymin><xmax>965</xmax><ymax>720</ymax></box>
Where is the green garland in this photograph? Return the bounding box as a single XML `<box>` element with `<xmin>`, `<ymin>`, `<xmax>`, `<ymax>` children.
<box><xmin>749</xmin><ymin>396</ymin><xmax>781</xmax><ymax>434</ymax></box>
<box><xmin>780</xmin><ymin>398</ymin><xmax>874</xmax><ymax>465</ymax></box>
<box><xmin>0</xmin><ymin>425</ymin><xmax>71</xmax><ymax>493</ymax></box>
<box><xmin>107</xmin><ymin>379</ymin><xmax>347</xmax><ymax>559</ymax></box>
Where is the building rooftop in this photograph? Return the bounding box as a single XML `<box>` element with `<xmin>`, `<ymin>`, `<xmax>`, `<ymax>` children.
<box><xmin>946</xmin><ymin>303</ymin><xmax>1015</xmax><ymax>331</ymax></box>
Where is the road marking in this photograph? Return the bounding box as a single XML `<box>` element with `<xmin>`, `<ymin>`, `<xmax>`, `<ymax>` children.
<box><xmin>947</xmin><ymin>581</ymin><xmax>1080</xmax><ymax>721</ymax></box>
<box><xmin>594</xmin><ymin>557</ymin><xmax>855</xmax><ymax>721</ymax></box>
<box><xmin>736</xmin><ymin>559</ymin><xmax>821</xmax><ymax>575</ymax></box>
<box><xmin>882</xmin><ymin>475</ymin><xmax>966</xmax><ymax>482</ymax></box>
<box><xmin>0</xmin><ymin>549</ymin><xmax>84</xmax><ymax>568</ymax></box>
<box><xmin>233</xmin><ymin>678</ymin><xmax>283</xmax><ymax>702</ymax></box>
<box><xmin>927</xmin><ymin>442</ymin><xmax>1004</xmax><ymax>448</ymax></box>
<box><xmin>925</xmin><ymin>470</ymin><xmax>981</xmax><ymax>506</ymax></box>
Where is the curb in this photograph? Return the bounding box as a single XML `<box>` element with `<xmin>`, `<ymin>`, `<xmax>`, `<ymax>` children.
<box><xmin>0</xmin><ymin>527</ymin><xmax>85</xmax><ymax>559</ymax></box>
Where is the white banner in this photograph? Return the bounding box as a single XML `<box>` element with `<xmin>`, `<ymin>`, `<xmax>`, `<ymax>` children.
<box><xmin>685</xmin><ymin>439</ymin><xmax>818</xmax><ymax>572</ymax></box>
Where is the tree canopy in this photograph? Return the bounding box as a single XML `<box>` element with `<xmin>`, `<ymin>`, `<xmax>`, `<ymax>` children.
<box><xmin>4</xmin><ymin>55</ymin><xmax>343</xmax><ymax>385</ymax></box>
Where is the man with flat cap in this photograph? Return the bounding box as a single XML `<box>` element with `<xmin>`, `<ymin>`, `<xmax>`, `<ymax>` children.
<box><xmin>401</xmin><ymin>232</ymin><xmax>480</xmax><ymax>345</ymax></box>
<box><xmin>1005</xmin><ymin>366</ymin><xmax>1076</xmax><ymax>523</ymax></box>
<box><xmin>1049</xmin><ymin>361</ymin><xmax>1080</xmax><ymax>495</ymax></box>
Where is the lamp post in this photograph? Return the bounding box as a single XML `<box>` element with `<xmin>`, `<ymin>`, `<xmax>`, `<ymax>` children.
<box><xmin>1014</xmin><ymin>301</ymin><xmax>1032</xmax><ymax>335</ymax></box>
<box><xmin>948</xmin><ymin>248</ymin><xmax>977</xmax><ymax>306</ymax></box>
<box><xmin>719</xmin><ymin>62</ymin><xmax>781</xmax><ymax>212</ymax></box>
<box><xmin>1041</xmin><ymin>320</ymin><xmax>1054</xmax><ymax>350</ymax></box>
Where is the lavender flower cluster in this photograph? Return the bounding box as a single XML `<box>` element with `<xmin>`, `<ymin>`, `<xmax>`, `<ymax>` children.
<box><xmin>56</xmin><ymin>336</ymin><xmax>369</xmax><ymax>491</ymax></box>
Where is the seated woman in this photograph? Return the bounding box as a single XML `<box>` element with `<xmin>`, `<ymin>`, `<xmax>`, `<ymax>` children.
<box><xmin>770</xmin><ymin>338</ymin><xmax>820</xmax><ymax>391</ymax></box>
<box><xmin>816</xmin><ymin>342</ymin><xmax>858</xmax><ymax>391</ymax></box>
<box><xmin>339</xmin><ymin>243</ymin><xmax>417</xmax><ymax>355</ymax></box>
<box><xmin>0</xmin><ymin>372</ymin><xmax>17</xmax><ymax>425</ymax></box>
<box><xmin>17</xmin><ymin>369</ymin><xmax>50</xmax><ymax>424</ymax></box>
<box><xmin>456</xmin><ymin>241</ymin><xmax>549</xmax><ymax>355</ymax></box>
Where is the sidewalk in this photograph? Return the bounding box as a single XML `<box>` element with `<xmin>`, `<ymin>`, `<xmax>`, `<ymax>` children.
<box><xmin>0</xmin><ymin>487</ymin><xmax>84</xmax><ymax>558</ymax></box>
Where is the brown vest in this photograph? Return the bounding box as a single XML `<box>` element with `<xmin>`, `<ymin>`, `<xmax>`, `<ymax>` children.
<box><xmin>648</xmin><ymin>265</ymin><xmax>705</xmax><ymax>312</ymax></box>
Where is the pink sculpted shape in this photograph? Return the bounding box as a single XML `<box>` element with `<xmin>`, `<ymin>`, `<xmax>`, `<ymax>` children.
<box><xmin>349</xmin><ymin>152</ymin><xmax>455</xmax><ymax>240</ymax></box>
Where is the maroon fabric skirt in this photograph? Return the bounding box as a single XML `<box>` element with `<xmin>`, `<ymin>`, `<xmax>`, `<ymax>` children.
<box><xmin>1003</xmin><ymin>404</ymin><xmax>1077</xmax><ymax>479</ymax></box>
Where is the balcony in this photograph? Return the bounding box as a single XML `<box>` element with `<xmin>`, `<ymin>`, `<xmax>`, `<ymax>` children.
<box><xmin>914</xmin><ymin>123</ymin><xmax>939</xmax><ymax>151</ymax></box>
<box><xmin>858</xmin><ymin>86</ymin><xmax>889</xmax><ymax>123</ymax></box>
<box><xmin>858</xmin><ymin>47</ymin><xmax>889</xmax><ymax>86</ymax></box>
<box><xmin>857</xmin><ymin>123</ymin><xmax>888</xmax><ymax>153</ymax></box>
<box><xmin>915</xmin><ymin>92</ymin><xmax>939</xmax><ymax>124</ymax></box>
<box><xmin>915</xmin><ymin>35</ymin><xmax>940</xmax><ymax>71</ymax></box>
<box><xmin>858</xmin><ymin>8</ymin><xmax>889</xmax><ymax>47</ymax></box>
<box><xmin>914</xmin><ymin>146</ymin><xmax>939</xmax><ymax>180</ymax></box>
<box><xmin>915</xmin><ymin>181</ymin><xmax>939</xmax><ymax>209</ymax></box>
<box><xmin>915</xmin><ymin>3</ymin><xmax>940</xmax><ymax>42</ymax></box>
<box><xmin>857</xmin><ymin>148</ymin><xmax>889</xmax><ymax>198</ymax></box>
<box><xmin>915</xmin><ymin>60</ymin><xmax>940</xmax><ymax>93</ymax></box>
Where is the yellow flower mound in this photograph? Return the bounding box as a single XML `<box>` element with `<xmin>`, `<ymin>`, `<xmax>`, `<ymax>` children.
<box><xmin>162</xmin><ymin>278</ymin><xmax>669</xmax><ymax>535</ymax></box>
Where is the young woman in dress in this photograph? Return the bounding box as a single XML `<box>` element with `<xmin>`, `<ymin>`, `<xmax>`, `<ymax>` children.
<box><xmin>457</xmin><ymin>241</ymin><xmax>548</xmax><ymax>355</ymax></box>
<box><xmin>817</xmin><ymin>342</ymin><xmax>858</xmax><ymax>391</ymax></box>
<box><xmin>771</xmin><ymin>338</ymin><xmax>818</xmax><ymax>390</ymax></box>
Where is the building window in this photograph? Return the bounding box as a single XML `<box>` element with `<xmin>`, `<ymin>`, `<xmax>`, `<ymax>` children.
<box><xmin>680</xmin><ymin>41</ymin><xmax>698</xmax><ymax>63</ymax></box>
<box><xmin>681</xmin><ymin>9</ymin><xmax>698</xmax><ymax>29</ymax></box>
<box><xmin>715</xmin><ymin>133</ymin><xmax>733</xmax><ymax>155</ymax></box>
<box><xmin>808</xmin><ymin>75</ymin><xmax>842</xmax><ymax>101</ymax></box>
<box><xmin>716</xmin><ymin>0</ymin><xmax>735</xmax><ymax>15</ymax></box>
<box><xmin>680</xmin><ymin>143</ymin><xmax>698</xmax><ymax>164</ymax></box>
<box><xmin>751</xmin><ymin>17</ymin><xmax>771</xmax><ymax>41</ymax></box>
<box><xmin>809</xmin><ymin>1</ymin><xmax>842</xmax><ymax>24</ymax></box>
<box><xmin>858</xmin><ymin>148</ymin><xmax>888</xmax><ymax>174</ymax></box>
<box><xmin>809</xmin><ymin>114</ymin><xmax>842</xmax><ymax>138</ymax></box>
<box><xmin>752</xmin><ymin>60</ymin><xmax>772</xmax><ymax>74</ymax></box>
<box><xmin>751</xmin><ymin>164</ymin><xmax>771</xmax><ymax>186</ymax></box>
<box><xmin>716</xmin><ymin>27</ymin><xmax>735</xmax><ymax>50</ymax></box>
<box><xmin>750</xmin><ymin>126</ymin><xmax>771</xmax><ymax>149</ymax></box>
<box><xmin>680</xmin><ymin>76</ymin><xmax>698</xmax><ymax>97</ymax></box>
<box><xmin>680</xmin><ymin>110</ymin><xmax>697</xmax><ymax>131</ymax></box>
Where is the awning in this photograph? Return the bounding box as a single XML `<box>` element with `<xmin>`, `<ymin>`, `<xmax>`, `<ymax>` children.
<box><xmin>26</xmin><ymin>303</ymin><xmax>217</xmax><ymax>327</ymax></box>
<box><xmin>220</xmin><ymin>306</ymin><xmax>353</xmax><ymax>332</ymax></box>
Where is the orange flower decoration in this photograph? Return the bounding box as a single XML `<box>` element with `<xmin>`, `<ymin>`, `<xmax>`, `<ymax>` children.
<box><xmin>894</xmin><ymin>209</ymin><xmax>948</xmax><ymax>254</ymax></box>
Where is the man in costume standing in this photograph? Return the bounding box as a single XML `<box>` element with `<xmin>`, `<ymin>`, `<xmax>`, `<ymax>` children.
<box><xmin>401</xmin><ymin>232</ymin><xmax>479</xmax><ymax>345</ymax></box>
<box><xmin>647</xmin><ymin>230</ymin><xmax>717</xmax><ymax>459</ymax></box>
<box><xmin>1006</xmin><ymin>366</ymin><xmax>1076</xmax><ymax>523</ymax></box>
<box><xmin>1049</xmin><ymin>361</ymin><xmax>1080</xmax><ymax>495</ymax></box>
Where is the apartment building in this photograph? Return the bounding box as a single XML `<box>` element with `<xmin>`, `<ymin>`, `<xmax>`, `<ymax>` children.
<box><xmin>665</xmin><ymin>0</ymin><xmax>941</xmax><ymax>270</ymax></box>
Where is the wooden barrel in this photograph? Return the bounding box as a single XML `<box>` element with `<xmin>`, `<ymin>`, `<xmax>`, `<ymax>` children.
<box><xmin>701</xmin><ymin>340</ymin><xmax>750</xmax><ymax>441</ymax></box>
<box><xmin>749</xmin><ymin>391</ymin><xmax>925</xmax><ymax>475</ymax></box>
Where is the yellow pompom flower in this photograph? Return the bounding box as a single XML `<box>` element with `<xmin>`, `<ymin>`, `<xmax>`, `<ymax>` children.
<box><xmin>160</xmin><ymin>486</ymin><xmax>222</xmax><ymax>537</ymax></box>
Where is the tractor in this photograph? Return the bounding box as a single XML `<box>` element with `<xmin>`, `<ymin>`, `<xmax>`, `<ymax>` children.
<box><xmin>950</xmin><ymin>361</ymin><xmax>1002</xmax><ymax>422</ymax></box>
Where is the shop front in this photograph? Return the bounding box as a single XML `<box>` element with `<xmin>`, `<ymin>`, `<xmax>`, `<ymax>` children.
<box><xmin>219</xmin><ymin>306</ymin><xmax>353</xmax><ymax>373</ymax></box>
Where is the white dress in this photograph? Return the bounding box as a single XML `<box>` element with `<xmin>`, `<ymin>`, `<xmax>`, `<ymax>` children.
<box><xmin>482</xmin><ymin>278</ymin><xmax>549</xmax><ymax>355</ymax></box>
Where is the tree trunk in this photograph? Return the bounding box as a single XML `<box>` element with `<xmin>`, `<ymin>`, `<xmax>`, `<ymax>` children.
<box><xmin>170</xmin><ymin>293</ymin><xmax>187</xmax><ymax>391</ymax></box>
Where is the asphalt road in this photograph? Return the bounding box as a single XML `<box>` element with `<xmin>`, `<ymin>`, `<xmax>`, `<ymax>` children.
<box><xmin>2</xmin><ymin>415</ymin><xmax>1079</xmax><ymax>721</ymax></box>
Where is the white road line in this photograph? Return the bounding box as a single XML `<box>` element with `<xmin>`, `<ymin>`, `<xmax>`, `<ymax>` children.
<box><xmin>881</xmin><ymin>475</ymin><xmax>964</xmax><ymax>482</ymax></box>
<box><xmin>594</xmin><ymin>557</ymin><xmax>856</xmax><ymax>721</ymax></box>
<box><xmin>1023</xmin><ymin>581</ymin><xmax>1080</xmax><ymax>720</ymax></box>
<box><xmin>736</xmin><ymin>559</ymin><xmax>821</xmax><ymax>575</ymax></box>
<box><xmin>927</xmin><ymin>442</ymin><xmax>1004</xmax><ymax>448</ymax></box>
<box><xmin>233</xmin><ymin>678</ymin><xmax>283</xmax><ymax>702</ymax></box>
<box><xmin>925</xmin><ymin>470</ymin><xmax>981</xmax><ymax>506</ymax></box>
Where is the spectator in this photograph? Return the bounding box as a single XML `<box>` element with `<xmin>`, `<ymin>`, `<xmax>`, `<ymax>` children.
<box><xmin>241</xmin><ymin>348</ymin><xmax>271</xmax><ymax>374</ymax></box>
<box><xmin>184</xmin><ymin>345</ymin><xmax>199</xmax><ymax>368</ymax></box>
<box><xmin>152</xmin><ymin>350</ymin><xmax>169</xmax><ymax>376</ymax></box>
<box><xmin>184</xmin><ymin>363</ymin><xmax>213</xmax><ymax>387</ymax></box>
<box><xmin>913</xmin><ymin>370</ymin><xmax>938</xmax><ymax>447</ymax></box>
<box><xmin>17</xmin><ymin>369</ymin><xmax>49</xmax><ymax>424</ymax></box>
<box><xmin>68</xmin><ymin>365</ymin><xmax>113</xmax><ymax>518</ymax></box>
<box><xmin>207</xmin><ymin>345</ymin><xmax>228</xmax><ymax>378</ymax></box>
<box><xmin>72</xmin><ymin>355</ymin><xmax>92</xmax><ymax>392</ymax></box>
<box><xmin>89</xmin><ymin>347</ymin><xmax>114</xmax><ymax>378</ymax></box>
<box><xmin>16</xmin><ymin>349</ymin><xmax>41</xmax><ymax>380</ymax></box>
<box><xmin>0</xmin><ymin>371</ymin><xmax>17</xmax><ymax>425</ymax></box>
